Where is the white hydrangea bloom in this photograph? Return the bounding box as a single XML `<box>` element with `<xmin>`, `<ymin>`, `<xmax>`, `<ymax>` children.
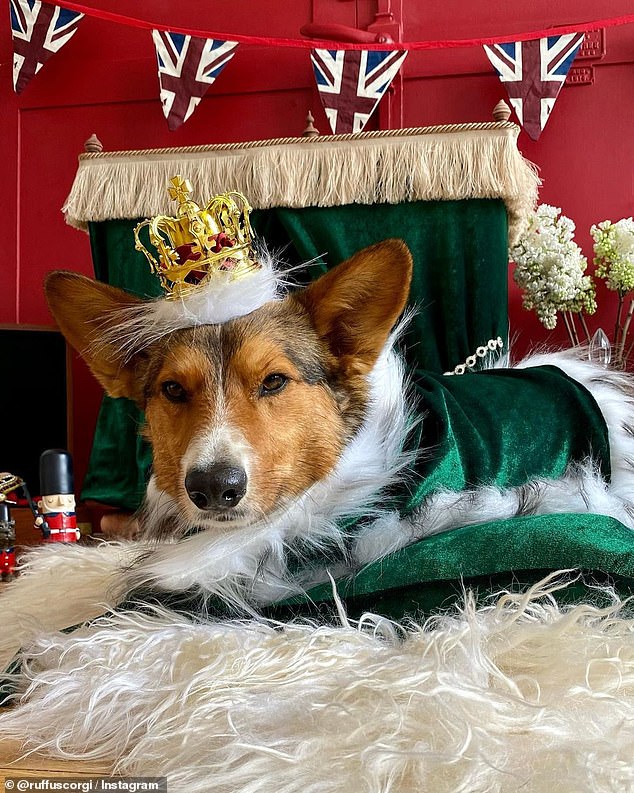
<box><xmin>591</xmin><ymin>218</ymin><xmax>634</xmax><ymax>293</ymax></box>
<box><xmin>510</xmin><ymin>205</ymin><xmax>596</xmax><ymax>330</ymax></box>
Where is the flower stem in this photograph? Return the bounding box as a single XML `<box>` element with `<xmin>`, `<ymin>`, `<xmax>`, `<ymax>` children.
<box><xmin>578</xmin><ymin>313</ymin><xmax>592</xmax><ymax>344</ymax></box>
<box><xmin>618</xmin><ymin>296</ymin><xmax>634</xmax><ymax>368</ymax></box>
<box><xmin>562</xmin><ymin>311</ymin><xmax>577</xmax><ymax>347</ymax></box>
<box><xmin>615</xmin><ymin>292</ymin><xmax>625</xmax><ymax>352</ymax></box>
<box><xmin>566</xmin><ymin>311</ymin><xmax>580</xmax><ymax>345</ymax></box>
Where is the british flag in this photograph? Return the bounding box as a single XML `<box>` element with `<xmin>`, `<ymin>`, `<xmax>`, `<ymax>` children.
<box><xmin>311</xmin><ymin>48</ymin><xmax>407</xmax><ymax>135</ymax></box>
<box><xmin>484</xmin><ymin>34</ymin><xmax>584</xmax><ymax>141</ymax></box>
<box><xmin>10</xmin><ymin>0</ymin><xmax>83</xmax><ymax>94</ymax></box>
<box><xmin>152</xmin><ymin>31</ymin><xmax>238</xmax><ymax>131</ymax></box>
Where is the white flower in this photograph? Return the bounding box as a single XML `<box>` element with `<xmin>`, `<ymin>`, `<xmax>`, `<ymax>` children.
<box><xmin>510</xmin><ymin>205</ymin><xmax>596</xmax><ymax>330</ymax></box>
<box><xmin>591</xmin><ymin>218</ymin><xmax>634</xmax><ymax>293</ymax></box>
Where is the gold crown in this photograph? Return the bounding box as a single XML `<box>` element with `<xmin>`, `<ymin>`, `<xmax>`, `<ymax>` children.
<box><xmin>134</xmin><ymin>177</ymin><xmax>260</xmax><ymax>299</ymax></box>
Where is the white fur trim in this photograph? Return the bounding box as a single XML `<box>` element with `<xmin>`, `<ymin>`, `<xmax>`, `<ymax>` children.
<box><xmin>515</xmin><ymin>349</ymin><xmax>634</xmax><ymax>492</ymax></box>
<box><xmin>355</xmin><ymin>462</ymin><xmax>634</xmax><ymax>565</ymax></box>
<box><xmin>146</xmin><ymin>262</ymin><xmax>280</xmax><ymax>326</ymax></box>
<box><xmin>3</xmin><ymin>574</ymin><xmax>634</xmax><ymax>792</ymax></box>
<box><xmin>100</xmin><ymin>252</ymin><xmax>283</xmax><ymax>357</ymax></box>
<box><xmin>0</xmin><ymin>542</ymin><xmax>142</xmax><ymax>671</ymax></box>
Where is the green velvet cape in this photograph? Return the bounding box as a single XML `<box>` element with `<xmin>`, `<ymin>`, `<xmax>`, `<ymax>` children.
<box><xmin>269</xmin><ymin>364</ymin><xmax>614</xmax><ymax>621</ymax></box>
<box><xmin>272</xmin><ymin>515</ymin><xmax>634</xmax><ymax>622</ymax></box>
<box><xmin>405</xmin><ymin>365</ymin><xmax>610</xmax><ymax>506</ymax></box>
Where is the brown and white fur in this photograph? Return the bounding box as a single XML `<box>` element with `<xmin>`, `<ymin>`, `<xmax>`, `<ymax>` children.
<box><xmin>2</xmin><ymin>239</ymin><xmax>634</xmax><ymax>670</ymax></box>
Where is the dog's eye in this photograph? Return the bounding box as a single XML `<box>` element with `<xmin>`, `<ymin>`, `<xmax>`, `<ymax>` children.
<box><xmin>259</xmin><ymin>373</ymin><xmax>288</xmax><ymax>396</ymax></box>
<box><xmin>161</xmin><ymin>380</ymin><xmax>188</xmax><ymax>403</ymax></box>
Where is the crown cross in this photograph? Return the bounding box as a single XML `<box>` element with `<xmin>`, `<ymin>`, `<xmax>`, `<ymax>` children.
<box><xmin>134</xmin><ymin>178</ymin><xmax>260</xmax><ymax>300</ymax></box>
<box><xmin>167</xmin><ymin>175</ymin><xmax>193</xmax><ymax>205</ymax></box>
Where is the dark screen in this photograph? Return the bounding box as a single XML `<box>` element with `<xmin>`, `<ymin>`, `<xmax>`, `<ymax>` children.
<box><xmin>0</xmin><ymin>328</ymin><xmax>67</xmax><ymax>493</ymax></box>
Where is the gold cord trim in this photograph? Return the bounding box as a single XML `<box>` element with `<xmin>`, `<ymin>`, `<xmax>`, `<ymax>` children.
<box><xmin>78</xmin><ymin>122</ymin><xmax>519</xmax><ymax>160</ymax></box>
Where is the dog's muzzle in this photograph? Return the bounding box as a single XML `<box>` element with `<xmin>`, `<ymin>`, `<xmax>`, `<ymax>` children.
<box><xmin>185</xmin><ymin>465</ymin><xmax>248</xmax><ymax>511</ymax></box>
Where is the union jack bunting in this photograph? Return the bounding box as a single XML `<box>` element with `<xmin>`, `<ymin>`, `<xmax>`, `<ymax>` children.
<box><xmin>311</xmin><ymin>48</ymin><xmax>408</xmax><ymax>135</ymax></box>
<box><xmin>152</xmin><ymin>31</ymin><xmax>238</xmax><ymax>131</ymax></box>
<box><xmin>10</xmin><ymin>0</ymin><xmax>83</xmax><ymax>94</ymax></box>
<box><xmin>484</xmin><ymin>34</ymin><xmax>584</xmax><ymax>141</ymax></box>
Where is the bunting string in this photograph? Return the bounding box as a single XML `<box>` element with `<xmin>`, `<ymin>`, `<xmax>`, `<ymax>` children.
<box><xmin>51</xmin><ymin>1</ymin><xmax>634</xmax><ymax>51</ymax></box>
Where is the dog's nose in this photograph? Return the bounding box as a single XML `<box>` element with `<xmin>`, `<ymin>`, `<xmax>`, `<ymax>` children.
<box><xmin>185</xmin><ymin>465</ymin><xmax>248</xmax><ymax>511</ymax></box>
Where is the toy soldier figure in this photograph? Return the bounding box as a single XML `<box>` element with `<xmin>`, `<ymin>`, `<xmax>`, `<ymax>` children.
<box><xmin>34</xmin><ymin>449</ymin><xmax>80</xmax><ymax>543</ymax></box>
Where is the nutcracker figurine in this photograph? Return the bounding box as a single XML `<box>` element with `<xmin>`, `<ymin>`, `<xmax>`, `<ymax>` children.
<box><xmin>0</xmin><ymin>501</ymin><xmax>16</xmax><ymax>580</ymax></box>
<box><xmin>34</xmin><ymin>449</ymin><xmax>80</xmax><ymax>543</ymax></box>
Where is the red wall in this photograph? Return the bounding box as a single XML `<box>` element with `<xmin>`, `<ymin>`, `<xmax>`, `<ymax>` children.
<box><xmin>1</xmin><ymin>0</ymin><xmax>633</xmax><ymax>493</ymax></box>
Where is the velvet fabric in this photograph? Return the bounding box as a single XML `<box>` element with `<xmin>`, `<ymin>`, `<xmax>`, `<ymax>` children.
<box><xmin>253</xmin><ymin>199</ymin><xmax>509</xmax><ymax>374</ymax></box>
<box><xmin>405</xmin><ymin>365</ymin><xmax>610</xmax><ymax>507</ymax></box>
<box><xmin>81</xmin><ymin>220</ymin><xmax>161</xmax><ymax>509</ymax></box>
<box><xmin>271</xmin><ymin>514</ymin><xmax>634</xmax><ymax>621</ymax></box>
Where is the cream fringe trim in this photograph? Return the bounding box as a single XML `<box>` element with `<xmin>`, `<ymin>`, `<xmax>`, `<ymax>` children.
<box><xmin>63</xmin><ymin>123</ymin><xmax>539</xmax><ymax>243</ymax></box>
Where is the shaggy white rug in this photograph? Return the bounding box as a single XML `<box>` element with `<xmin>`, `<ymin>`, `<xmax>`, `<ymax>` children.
<box><xmin>2</xmin><ymin>573</ymin><xmax>634</xmax><ymax>793</ymax></box>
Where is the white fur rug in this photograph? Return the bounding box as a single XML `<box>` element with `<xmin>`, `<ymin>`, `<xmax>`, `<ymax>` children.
<box><xmin>2</xmin><ymin>573</ymin><xmax>634</xmax><ymax>792</ymax></box>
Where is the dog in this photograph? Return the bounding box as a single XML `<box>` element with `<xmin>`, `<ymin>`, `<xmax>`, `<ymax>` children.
<box><xmin>2</xmin><ymin>238</ymin><xmax>634</xmax><ymax>670</ymax></box>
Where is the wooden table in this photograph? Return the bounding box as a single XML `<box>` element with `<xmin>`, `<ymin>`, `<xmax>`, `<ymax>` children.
<box><xmin>0</xmin><ymin>739</ymin><xmax>110</xmax><ymax>784</ymax></box>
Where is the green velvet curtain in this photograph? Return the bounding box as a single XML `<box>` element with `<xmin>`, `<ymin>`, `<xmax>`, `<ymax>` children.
<box><xmin>253</xmin><ymin>200</ymin><xmax>508</xmax><ymax>374</ymax></box>
<box><xmin>81</xmin><ymin>220</ymin><xmax>162</xmax><ymax>509</ymax></box>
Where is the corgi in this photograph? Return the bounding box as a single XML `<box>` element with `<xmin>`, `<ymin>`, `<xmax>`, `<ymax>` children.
<box><xmin>2</xmin><ymin>238</ymin><xmax>634</xmax><ymax>668</ymax></box>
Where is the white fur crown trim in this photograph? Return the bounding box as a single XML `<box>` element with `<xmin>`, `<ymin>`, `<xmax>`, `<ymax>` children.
<box><xmin>102</xmin><ymin>252</ymin><xmax>283</xmax><ymax>358</ymax></box>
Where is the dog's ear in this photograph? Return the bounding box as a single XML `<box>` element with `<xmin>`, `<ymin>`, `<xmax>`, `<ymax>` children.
<box><xmin>45</xmin><ymin>271</ymin><xmax>146</xmax><ymax>403</ymax></box>
<box><xmin>296</xmin><ymin>239</ymin><xmax>413</xmax><ymax>372</ymax></box>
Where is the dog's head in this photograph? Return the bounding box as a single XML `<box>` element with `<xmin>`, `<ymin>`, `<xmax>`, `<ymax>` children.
<box><xmin>46</xmin><ymin>240</ymin><xmax>412</xmax><ymax>534</ymax></box>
